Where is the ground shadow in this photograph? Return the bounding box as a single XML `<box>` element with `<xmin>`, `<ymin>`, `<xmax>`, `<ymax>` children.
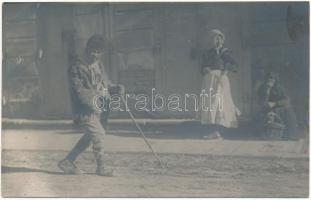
<box><xmin>1</xmin><ymin>165</ymin><xmax>108</xmax><ymax>176</ymax></box>
<box><xmin>2</xmin><ymin>165</ymin><xmax>64</xmax><ymax>175</ymax></box>
<box><xmin>105</xmin><ymin>121</ymin><xmax>262</xmax><ymax>141</ymax></box>
<box><xmin>53</xmin><ymin>120</ymin><xmax>264</xmax><ymax>140</ymax></box>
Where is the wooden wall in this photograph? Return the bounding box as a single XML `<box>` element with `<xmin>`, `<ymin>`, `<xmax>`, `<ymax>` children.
<box><xmin>3</xmin><ymin>3</ymin><xmax>41</xmax><ymax>117</ymax></box>
<box><xmin>3</xmin><ymin>3</ymin><xmax>308</xmax><ymax>123</ymax></box>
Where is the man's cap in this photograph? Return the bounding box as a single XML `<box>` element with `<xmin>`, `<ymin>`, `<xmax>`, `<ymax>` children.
<box><xmin>86</xmin><ymin>34</ymin><xmax>106</xmax><ymax>51</ymax></box>
<box><xmin>265</xmin><ymin>71</ymin><xmax>279</xmax><ymax>80</ymax></box>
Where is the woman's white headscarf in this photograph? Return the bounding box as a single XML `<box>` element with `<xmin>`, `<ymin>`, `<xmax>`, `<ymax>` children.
<box><xmin>210</xmin><ymin>29</ymin><xmax>225</xmax><ymax>41</ymax></box>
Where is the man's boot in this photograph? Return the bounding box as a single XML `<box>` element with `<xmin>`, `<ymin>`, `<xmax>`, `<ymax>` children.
<box><xmin>95</xmin><ymin>158</ymin><xmax>114</xmax><ymax>177</ymax></box>
<box><xmin>58</xmin><ymin>159</ymin><xmax>83</xmax><ymax>175</ymax></box>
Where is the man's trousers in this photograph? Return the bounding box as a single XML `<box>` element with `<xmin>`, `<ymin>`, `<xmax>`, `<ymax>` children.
<box><xmin>66</xmin><ymin>111</ymin><xmax>109</xmax><ymax>163</ymax></box>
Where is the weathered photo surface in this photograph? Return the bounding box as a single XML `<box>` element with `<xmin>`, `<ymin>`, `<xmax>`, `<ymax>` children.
<box><xmin>1</xmin><ymin>2</ymin><xmax>309</xmax><ymax>197</ymax></box>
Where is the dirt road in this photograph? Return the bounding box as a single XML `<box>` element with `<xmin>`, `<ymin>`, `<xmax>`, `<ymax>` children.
<box><xmin>2</xmin><ymin>150</ymin><xmax>308</xmax><ymax>197</ymax></box>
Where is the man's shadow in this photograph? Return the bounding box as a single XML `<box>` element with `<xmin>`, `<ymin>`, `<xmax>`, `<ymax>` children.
<box><xmin>2</xmin><ymin>165</ymin><xmax>64</xmax><ymax>175</ymax></box>
<box><xmin>2</xmin><ymin>165</ymin><xmax>97</xmax><ymax>176</ymax></box>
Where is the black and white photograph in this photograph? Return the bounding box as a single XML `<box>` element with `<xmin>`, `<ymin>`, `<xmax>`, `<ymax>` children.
<box><xmin>1</xmin><ymin>1</ymin><xmax>309</xmax><ymax>197</ymax></box>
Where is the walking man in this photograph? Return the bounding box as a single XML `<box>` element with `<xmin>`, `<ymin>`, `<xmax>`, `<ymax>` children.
<box><xmin>58</xmin><ymin>35</ymin><xmax>123</xmax><ymax>176</ymax></box>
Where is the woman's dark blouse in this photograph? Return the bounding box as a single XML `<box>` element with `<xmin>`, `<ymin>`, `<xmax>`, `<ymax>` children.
<box><xmin>201</xmin><ymin>47</ymin><xmax>237</xmax><ymax>73</ymax></box>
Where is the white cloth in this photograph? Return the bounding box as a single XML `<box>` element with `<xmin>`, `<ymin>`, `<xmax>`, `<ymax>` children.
<box><xmin>89</xmin><ymin>61</ymin><xmax>110</xmax><ymax>98</ymax></box>
<box><xmin>198</xmin><ymin>70</ymin><xmax>240</xmax><ymax>128</ymax></box>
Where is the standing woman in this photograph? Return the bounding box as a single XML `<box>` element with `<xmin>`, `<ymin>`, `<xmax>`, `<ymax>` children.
<box><xmin>199</xmin><ymin>29</ymin><xmax>241</xmax><ymax>139</ymax></box>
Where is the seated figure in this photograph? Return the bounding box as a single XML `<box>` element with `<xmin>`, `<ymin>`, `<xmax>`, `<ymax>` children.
<box><xmin>257</xmin><ymin>72</ymin><xmax>298</xmax><ymax>140</ymax></box>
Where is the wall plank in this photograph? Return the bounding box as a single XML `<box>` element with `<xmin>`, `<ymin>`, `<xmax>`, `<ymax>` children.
<box><xmin>4</xmin><ymin>3</ymin><xmax>37</xmax><ymax>21</ymax></box>
<box><xmin>5</xmin><ymin>38</ymin><xmax>36</xmax><ymax>57</ymax></box>
<box><xmin>114</xmin><ymin>10</ymin><xmax>153</xmax><ymax>31</ymax></box>
<box><xmin>4</xmin><ymin>21</ymin><xmax>36</xmax><ymax>39</ymax></box>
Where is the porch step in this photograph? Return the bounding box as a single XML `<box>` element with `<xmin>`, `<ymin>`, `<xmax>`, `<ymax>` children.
<box><xmin>2</xmin><ymin>118</ymin><xmax>193</xmax><ymax>130</ymax></box>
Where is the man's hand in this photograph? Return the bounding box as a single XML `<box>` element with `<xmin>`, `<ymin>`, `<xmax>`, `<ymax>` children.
<box><xmin>119</xmin><ymin>84</ymin><xmax>125</xmax><ymax>95</ymax></box>
<box><xmin>108</xmin><ymin>84</ymin><xmax>125</xmax><ymax>95</ymax></box>
<box><xmin>267</xmin><ymin>102</ymin><xmax>276</xmax><ymax>108</ymax></box>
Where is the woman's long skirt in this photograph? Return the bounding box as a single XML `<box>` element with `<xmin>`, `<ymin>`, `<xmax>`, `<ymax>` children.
<box><xmin>198</xmin><ymin>70</ymin><xmax>240</xmax><ymax>128</ymax></box>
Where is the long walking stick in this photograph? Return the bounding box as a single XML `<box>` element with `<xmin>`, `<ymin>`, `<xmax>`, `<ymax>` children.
<box><xmin>121</xmin><ymin>96</ymin><xmax>165</xmax><ymax>169</ymax></box>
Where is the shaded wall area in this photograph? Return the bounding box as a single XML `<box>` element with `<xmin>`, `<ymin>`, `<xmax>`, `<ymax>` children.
<box><xmin>249</xmin><ymin>2</ymin><xmax>309</xmax><ymax>126</ymax></box>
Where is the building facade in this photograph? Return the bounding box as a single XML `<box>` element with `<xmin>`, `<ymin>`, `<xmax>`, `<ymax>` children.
<box><xmin>3</xmin><ymin>3</ymin><xmax>308</xmax><ymax>124</ymax></box>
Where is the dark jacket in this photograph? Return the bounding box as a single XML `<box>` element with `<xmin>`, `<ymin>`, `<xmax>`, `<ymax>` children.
<box><xmin>257</xmin><ymin>82</ymin><xmax>298</xmax><ymax>138</ymax></box>
<box><xmin>257</xmin><ymin>84</ymin><xmax>288</xmax><ymax>109</ymax></box>
<box><xmin>201</xmin><ymin>47</ymin><xmax>237</xmax><ymax>73</ymax></box>
<box><xmin>68</xmin><ymin>58</ymin><xmax>105</xmax><ymax>117</ymax></box>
